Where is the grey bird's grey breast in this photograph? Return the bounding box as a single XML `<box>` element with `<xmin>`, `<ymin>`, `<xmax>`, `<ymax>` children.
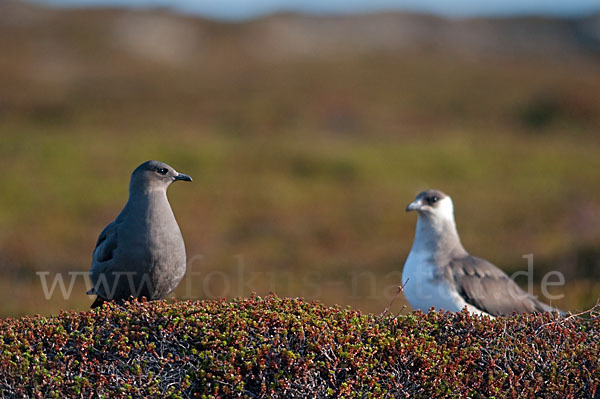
<box><xmin>447</xmin><ymin>255</ymin><xmax>556</xmax><ymax>316</ymax></box>
<box><xmin>90</xmin><ymin>192</ymin><xmax>187</xmax><ymax>301</ymax></box>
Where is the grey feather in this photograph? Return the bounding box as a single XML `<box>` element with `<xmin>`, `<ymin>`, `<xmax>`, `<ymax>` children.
<box><xmin>448</xmin><ymin>255</ymin><xmax>556</xmax><ymax>316</ymax></box>
<box><xmin>88</xmin><ymin>160</ymin><xmax>192</xmax><ymax>307</ymax></box>
<box><xmin>93</xmin><ymin>222</ymin><xmax>119</xmax><ymax>263</ymax></box>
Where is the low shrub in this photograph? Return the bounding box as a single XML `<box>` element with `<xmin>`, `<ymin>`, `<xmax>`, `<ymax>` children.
<box><xmin>0</xmin><ymin>295</ymin><xmax>597</xmax><ymax>398</ymax></box>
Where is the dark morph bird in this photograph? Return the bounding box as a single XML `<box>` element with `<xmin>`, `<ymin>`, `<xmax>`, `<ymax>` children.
<box><xmin>88</xmin><ymin>160</ymin><xmax>192</xmax><ymax>308</ymax></box>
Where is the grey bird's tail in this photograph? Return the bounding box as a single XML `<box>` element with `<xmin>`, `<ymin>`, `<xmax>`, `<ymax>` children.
<box><xmin>90</xmin><ymin>296</ymin><xmax>106</xmax><ymax>308</ymax></box>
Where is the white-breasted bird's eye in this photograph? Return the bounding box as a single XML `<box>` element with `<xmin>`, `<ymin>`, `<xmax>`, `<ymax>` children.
<box><xmin>431</xmin><ymin>196</ymin><xmax>439</xmax><ymax>203</ymax></box>
<box><xmin>157</xmin><ymin>168</ymin><xmax>168</xmax><ymax>175</ymax></box>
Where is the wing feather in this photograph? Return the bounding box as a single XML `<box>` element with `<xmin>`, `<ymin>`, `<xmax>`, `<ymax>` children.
<box><xmin>448</xmin><ymin>255</ymin><xmax>557</xmax><ymax>316</ymax></box>
<box><xmin>89</xmin><ymin>221</ymin><xmax>120</xmax><ymax>298</ymax></box>
<box><xmin>92</xmin><ymin>221</ymin><xmax>119</xmax><ymax>264</ymax></box>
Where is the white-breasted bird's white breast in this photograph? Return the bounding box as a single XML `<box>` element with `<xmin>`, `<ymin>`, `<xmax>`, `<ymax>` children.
<box><xmin>402</xmin><ymin>234</ymin><xmax>484</xmax><ymax>315</ymax></box>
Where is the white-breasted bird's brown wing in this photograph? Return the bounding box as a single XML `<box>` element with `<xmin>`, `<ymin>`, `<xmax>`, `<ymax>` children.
<box><xmin>447</xmin><ymin>255</ymin><xmax>558</xmax><ymax>316</ymax></box>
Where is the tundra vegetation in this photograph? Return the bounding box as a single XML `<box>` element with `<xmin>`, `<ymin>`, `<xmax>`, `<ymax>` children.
<box><xmin>0</xmin><ymin>296</ymin><xmax>598</xmax><ymax>397</ymax></box>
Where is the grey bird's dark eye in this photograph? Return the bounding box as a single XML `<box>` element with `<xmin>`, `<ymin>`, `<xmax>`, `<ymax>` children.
<box><xmin>431</xmin><ymin>196</ymin><xmax>439</xmax><ymax>203</ymax></box>
<box><xmin>157</xmin><ymin>168</ymin><xmax>168</xmax><ymax>175</ymax></box>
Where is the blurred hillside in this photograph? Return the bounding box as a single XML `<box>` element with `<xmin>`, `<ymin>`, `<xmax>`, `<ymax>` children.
<box><xmin>0</xmin><ymin>0</ymin><xmax>599</xmax><ymax>316</ymax></box>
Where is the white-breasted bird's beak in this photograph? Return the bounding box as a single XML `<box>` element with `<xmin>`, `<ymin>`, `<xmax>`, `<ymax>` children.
<box><xmin>406</xmin><ymin>199</ymin><xmax>422</xmax><ymax>212</ymax></box>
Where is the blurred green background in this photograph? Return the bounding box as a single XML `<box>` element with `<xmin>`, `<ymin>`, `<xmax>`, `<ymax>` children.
<box><xmin>1</xmin><ymin>1</ymin><xmax>599</xmax><ymax>316</ymax></box>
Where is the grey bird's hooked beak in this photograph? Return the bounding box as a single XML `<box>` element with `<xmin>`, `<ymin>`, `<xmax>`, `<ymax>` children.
<box><xmin>174</xmin><ymin>173</ymin><xmax>192</xmax><ymax>182</ymax></box>
<box><xmin>405</xmin><ymin>199</ymin><xmax>422</xmax><ymax>212</ymax></box>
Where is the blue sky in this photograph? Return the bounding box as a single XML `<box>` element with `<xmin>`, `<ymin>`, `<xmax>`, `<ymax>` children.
<box><xmin>35</xmin><ymin>0</ymin><xmax>600</xmax><ymax>20</ymax></box>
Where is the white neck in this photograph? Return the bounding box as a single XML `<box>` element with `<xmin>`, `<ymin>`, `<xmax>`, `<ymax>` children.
<box><xmin>409</xmin><ymin>197</ymin><xmax>467</xmax><ymax>262</ymax></box>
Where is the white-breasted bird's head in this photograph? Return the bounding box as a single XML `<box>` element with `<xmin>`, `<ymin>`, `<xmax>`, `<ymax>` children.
<box><xmin>405</xmin><ymin>189</ymin><xmax>465</xmax><ymax>257</ymax></box>
<box><xmin>406</xmin><ymin>189</ymin><xmax>455</xmax><ymax>222</ymax></box>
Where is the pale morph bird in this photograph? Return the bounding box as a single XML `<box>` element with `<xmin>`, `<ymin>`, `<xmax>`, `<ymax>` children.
<box><xmin>402</xmin><ymin>189</ymin><xmax>559</xmax><ymax>317</ymax></box>
<box><xmin>88</xmin><ymin>160</ymin><xmax>192</xmax><ymax>308</ymax></box>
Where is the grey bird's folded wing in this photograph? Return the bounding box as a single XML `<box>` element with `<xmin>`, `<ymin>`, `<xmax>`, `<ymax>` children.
<box><xmin>87</xmin><ymin>221</ymin><xmax>119</xmax><ymax>296</ymax></box>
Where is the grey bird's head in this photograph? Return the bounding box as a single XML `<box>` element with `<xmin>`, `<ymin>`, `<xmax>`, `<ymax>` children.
<box><xmin>130</xmin><ymin>160</ymin><xmax>192</xmax><ymax>193</ymax></box>
<box><xmin>406</xmin><ymin>189</ymin><xmax>455</xmax><ymax>222</ymax></box>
